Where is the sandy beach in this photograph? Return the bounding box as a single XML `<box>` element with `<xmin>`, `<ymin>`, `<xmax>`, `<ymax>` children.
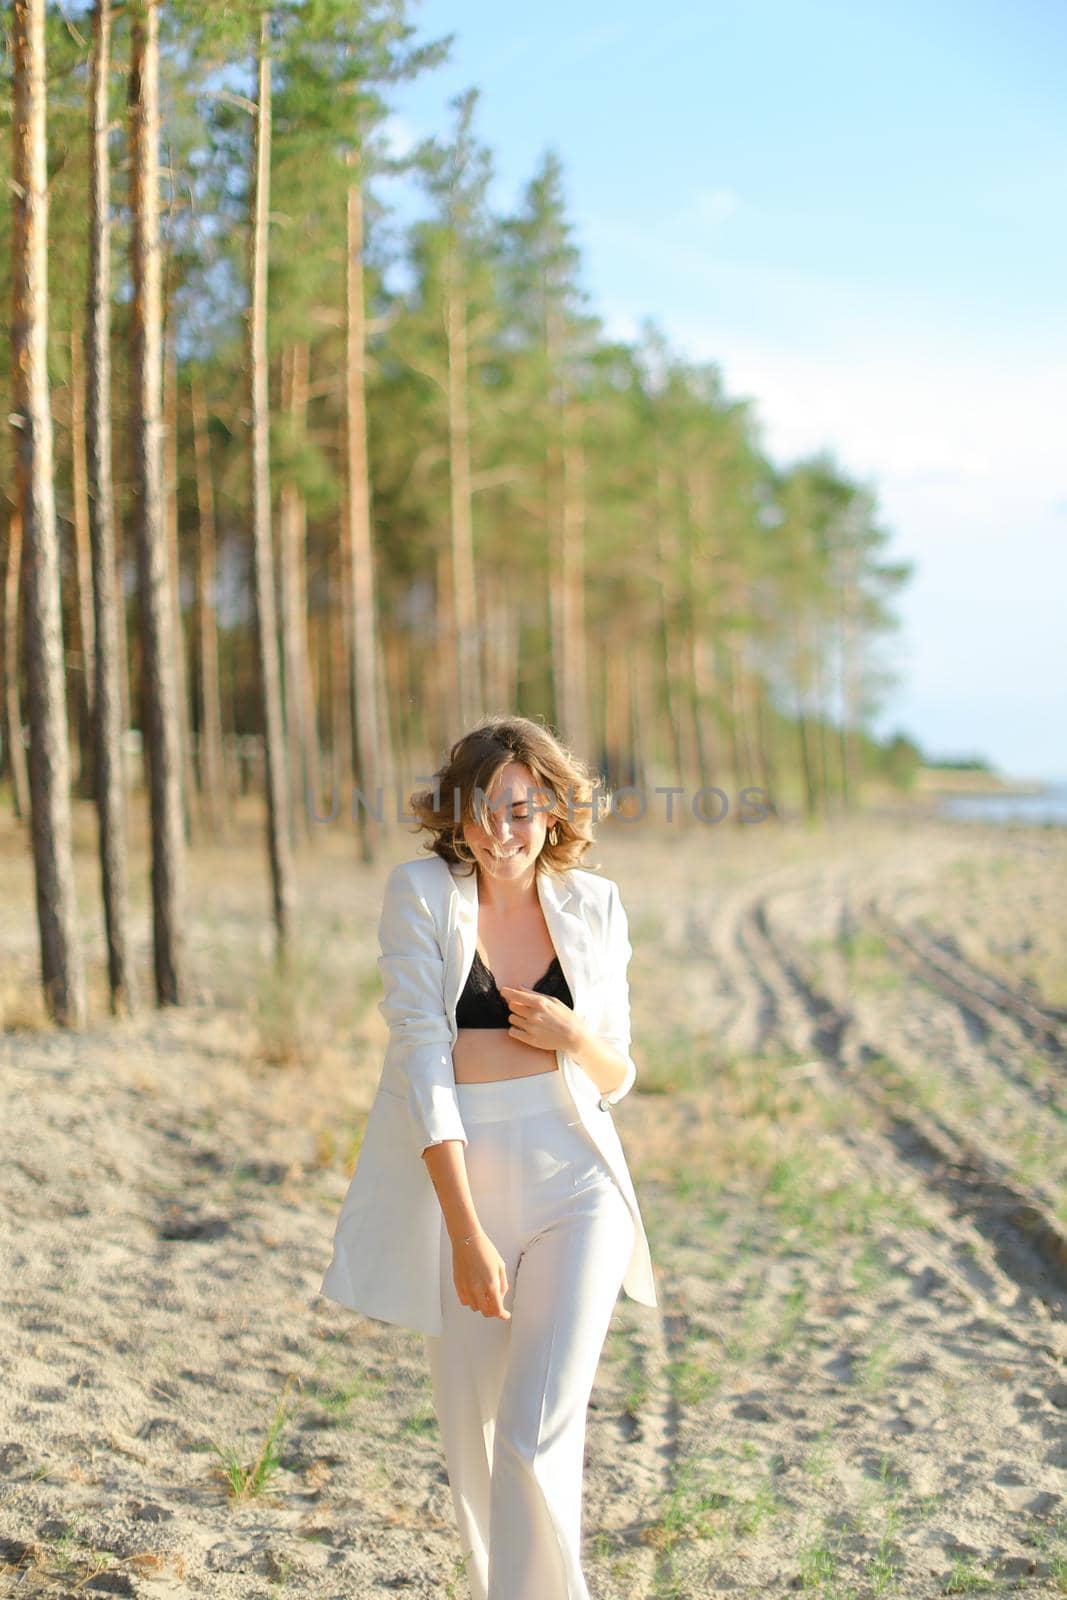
<box><xmin>2</xmin><ymin>804</ymin><xmax>1066</xmax><ymax>1598</ymax></box>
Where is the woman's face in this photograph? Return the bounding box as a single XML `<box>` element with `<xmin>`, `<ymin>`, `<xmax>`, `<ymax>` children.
<box><xmin>461</xmin><ymin>761</ymin><xmax>552</xmax><ymax>880</ymax></box>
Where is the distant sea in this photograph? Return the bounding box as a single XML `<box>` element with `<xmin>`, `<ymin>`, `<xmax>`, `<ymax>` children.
<box><xmin>935</xmin><ymin>782</ymin><xmax>1067</xmax><ymax>827</ymax></box>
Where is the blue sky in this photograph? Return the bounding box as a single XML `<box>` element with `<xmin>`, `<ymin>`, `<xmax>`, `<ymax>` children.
<box><xmin>383</xmin><ymin>0</ymin><xmax>1067</xmax><ymax>782</ymax></box>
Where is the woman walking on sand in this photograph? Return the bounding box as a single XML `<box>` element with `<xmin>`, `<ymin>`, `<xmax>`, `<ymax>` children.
<box><xmin>320</xmin><ymin>715</ymin><xmax>657</xmax><ymax>1600</ymax></box>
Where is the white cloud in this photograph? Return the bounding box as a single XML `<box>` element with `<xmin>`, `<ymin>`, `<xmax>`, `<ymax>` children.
<box><xmin>690</xmin><ymin>186</ymin><xmax>740</xmax><ymax>224</ymax></box>
<box><xmin>379</xmin><ymin>113</ymin><xmax>420</xmax><ymax>162</ymax></box>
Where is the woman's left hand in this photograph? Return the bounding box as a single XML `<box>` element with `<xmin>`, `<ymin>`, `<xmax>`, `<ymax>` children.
<box><xmin>498</xmin><ymin>986</ymin><xmax>586</xmax><ymax>1055</ymax></box>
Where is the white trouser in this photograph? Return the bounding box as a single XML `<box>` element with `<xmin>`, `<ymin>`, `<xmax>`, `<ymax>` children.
<box><xmin>423</xmin><ymin>1067</ymin><xmax>635</xmax><ymax>1600</ymax></box>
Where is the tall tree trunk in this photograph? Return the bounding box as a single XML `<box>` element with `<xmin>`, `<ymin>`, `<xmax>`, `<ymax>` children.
<box><xmin>445</xmin><ymin>266</ymin><xmax>479</xmax><ymax>726</ymax></box>
<box><xmin>278</xmin><ymin>342</ymin><xmax>306</xmax><ymax>846</ymax></box>
<box><xmin>431</xmin><ymin>544</ymin><xmax>454</xmax><ymax>755</ymax></box>
<box><xmin>838</xmin><ymin>544</ymin><xmax>860</xmax><ymax>809</ymax></box>
<box><xmin>719</xmin><ymin>633</ymin><xmax>742</xmax><ymax>799</ymax></box>
<box><xmin>738</xmin><ymin>661</ymin><xmax>759</xmax><ymax>793</ymax></box>
<box><xmin>728</xmin><ymin>634</ymin><xmax>756</xmax><ymax>791</ymax></box>
<box><xmin>2</xmin><ymin>502</ymin><xmax>31</xmax><ymax>818</ymax></box>
<box><xmin>559</xmin><ymin>403</ymin><xmax>590</xmax><ymax>757</ymax></box>
<box><xmin>129</xmin><ymin>0</ymin><xmax>186</xmax><ymax>1004</ymax></box>
<box><xmin>656</xmin><ymin>450</ymin><xmax>699</xmax><ymax>802</ymax></box>
<box><xmin>345</xmin><ymin>154</ymin><xmax>388</xmax><ymax>858</ymax></box>
<box><xmin>294</xmin><ymin>368</ymin><xmax>321</xmax><ymax>831</ymax></box>
<box><xmin>545</xmin><ymin>321</ymin><xmax>564</xmax><ymax>732</ymax></box>
<box><xmin>688</xmin><ymin>629</ymin><xmax>714</xmax><ymax>800</ymax></box>
<box><xmin>337</xmin><ymin>411</ymin><xmax>355</xmax><ymax>775</ymax></box>
<box><xmin>164</xmin><ymin>332</ymin><xmax>195</xmax><ymax>835</ymax></box>
<box><xmin>249</xmin><ymin>13</ymin><xmax>295</xmax><ymax>944</ymax></box>
<box><xmin>793</xmin><ymin>620</ymin><xmax>817</xmax><ymax>820</ymax></box>
<box><xmin>752</xmin><ymin>675</ymin><xmax>780</xmax><ymax>818</ymax></box>
<box><xmin>482</xmin><ymin>566</ymin><xmax>518</xmax><ymax>716</ymax></box>
<box><xmin>686</xmin><ymin>462</ymin><xmax>715</xmax><ymax>798</ymax></box>
<box><xmin>189</xmin><ymin>371</ymin><xmax>226</xmax><ymax>836</ymax></box>
<box><xmin>434</xmin><ymin>541</ymin><xmax>456</xmax><ymax>752</ymax></box>
<box><xmin>12</xmin><ymin>0</ymin><xmax>86</xmax><ymax>1026</ymax></box>
<box><xmin>87</xmin><ymin>0</ymin><xmax>136</xmax><ymax>1015</ymax></box>
<box><xmin>387</xmin><ymin>623</ymin><xmax>418</xmax><ymax>781</ymax></box>
<box><xmin>109</xmin><ymin>362</ymin><xmax>131</xmax><ymax>744</ymax></box>
<box><xmin>603</xmin><ymin>620</ymin><xmax>631</xmax><ymax>791</ymax></box>
<box><xmin>328</xmin><ymin>541</ymin><xmax>351</xmax><ymax>801</ymax></box>
<box><xmin>628</xmin><ymin>633</ymin><xmax>651</xmax><ymax>792</ymax></box>
<box><xmin>69</xmin><ymin>318</ymin><xmax>96</xmax><ymax>792</ymax></box>
<box><xmin>653</xmin><ymin>449</ymin><xmax>681</xmax><ymax>790</ymax></box>
<box><xmin>811</xmin><ymin>638</ymin><xmax>833</xmax><ymax>817</ymax></box>
<box><xmin>708</xmin><ymin>557</ymin><xmax>746</xmax><ymax>803</ymax></box>
<box><xmin>373</xmin><ymin>623</ymin><xmax>395</xmax><ymax>820</ymax></box>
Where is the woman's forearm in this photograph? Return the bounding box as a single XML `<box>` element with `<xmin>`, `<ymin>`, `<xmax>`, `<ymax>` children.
<box><xmin>421</xmin><ymin>1138</ymin><xmax>483</xmax><ymax>1243</ymax></box>
<box><xmin>566</xmin><ymin>1022</ymin><xmax>631</xmax><ymax>1097</ymax></box>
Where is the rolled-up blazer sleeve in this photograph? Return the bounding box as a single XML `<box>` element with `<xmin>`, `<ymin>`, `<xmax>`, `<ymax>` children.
<box><xmin>377</xmin><ymin>863</ymin><xmax>468</xmax><ymax>1155</ymax></box>
<box><xmin>597</xmin><ymin>879</ymin><xmax>638</xmax><ymax>1105</ymax></box>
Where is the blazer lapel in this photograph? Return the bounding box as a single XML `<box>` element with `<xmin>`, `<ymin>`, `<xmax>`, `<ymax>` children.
<box><xmin>443</xmin><ymin>858</ymin><xmax>597</xmax><ymax>1018</ymax></box>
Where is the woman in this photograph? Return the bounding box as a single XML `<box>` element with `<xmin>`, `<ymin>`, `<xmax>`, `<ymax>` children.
<box><xmin>319</xmin><ymin>716</ymin><xmax>657</xmax><ymax>1600</ymax></box>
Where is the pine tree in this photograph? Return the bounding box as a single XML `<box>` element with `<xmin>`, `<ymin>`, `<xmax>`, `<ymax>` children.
<box><xmin>248</xmin><ymin>7</ymin><xmax>296</xmax><ymax>945</ymax></box>
<box><xmin>128</xmin><ymin>0</ymin><xmax>187</xmax><ymax>1002</ymax></box>
<box><xmin>87</xmin><ymin>0</ymin><xmax>137</xmax><ymax>1013</ymax></box>
<box><xmin>11</xmin><ymin>0</ymin><xmax>87</xmax><ymax>1025</ymax></box>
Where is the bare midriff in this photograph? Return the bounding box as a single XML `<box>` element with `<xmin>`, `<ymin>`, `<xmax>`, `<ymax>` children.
<box><xmin>451</xmin><ymin>1028</ymin><xmax>560</xmax><ymax>1085</ymax></box>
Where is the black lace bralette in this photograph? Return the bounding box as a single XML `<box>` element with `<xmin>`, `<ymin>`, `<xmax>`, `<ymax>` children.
<box><xmin>455</xmin><ymin>947</ymin><xmax>574</xmax><ymax>1029</ymax></box>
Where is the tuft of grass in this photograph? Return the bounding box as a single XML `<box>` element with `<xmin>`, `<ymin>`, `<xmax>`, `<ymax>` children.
<box><xmin>666</xmin><ymin>1353</ymin><xmax>721</xmax><ymax>1407</ymax></box>
<box><xmin>733</xmin><ymin>1475</ymin><xmax>781</xmax><ymax>1536</ymax></box>
<box><xmin>29</xmin><ymin>1514</ymin><xmax>140</xmax><ymax>1594</ymax></box>
<box><xmin>799</xmin><ymin>1427</ymin><xmax>834</xmax><ymax>1485</ymax></box>
<box><xmin>1026</xmin><ymin>1511</ymin><xmax>1067</xmax><ymax>1591</ymax></box>
<box><xmin>399</xmin><ymin>1395</ymin><xmax>439</xmax><ymax>1436</ymax></box>
<box><xmin>646</xmin><ymin>1450</ymin><xmax>785</xmax><ymax>1563</ymax></box>
<box><xmin>305</xmin><ymin>1367</ymin><xmax>387</xmax><ymax>1418</ymax></box>
<box><xmin>621</xmin><ymin>1368</ymin><xmax>650</xmax><ymax>1419</ymax></box>
<box><xmin>855</xmin><ymin>1334</ymin><xmax>899</xmax><ymax>1395</ymax></box>
<box><xmin>209</xmin><ymin>1375</ymin><xmax>299</xmax><ymax>1499</ymax></box>
<box><xmin>444</xmin><ymin>1549</ymin><xmax>474</xmax><ymax>1598</ymax></box>
<box><xmin>798</xmin><ymin>1536</ymin><xmax>839</xmax><ymax>1590</ymax></box>
<box><xmin>768</xmin><ymin>1281</ymin><xmax>808</xmax><ymax>1354</ymax></box>
<box><xmin>645</xmin><ymin>1454</ymin><xmax>732</xmax><ymax>1554</ymax></box>
<box><xmin>940</xmin><ymin>1553</ymin><xmax>997</xmax><ymax>1592</ymax></box>
<box><xmin>587</xmin><ymin>1527</ymin><xmax>644</xmax><ymax>1592</ymax></box>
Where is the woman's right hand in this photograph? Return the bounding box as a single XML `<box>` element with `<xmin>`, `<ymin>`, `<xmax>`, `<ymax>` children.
<box><xmin>451</xmin><ymin>1228</ymin><xmax>511</xmax><ymax>1320</ymax></box>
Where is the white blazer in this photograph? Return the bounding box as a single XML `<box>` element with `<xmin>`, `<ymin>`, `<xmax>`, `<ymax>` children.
<box><xmin>318</xmin><ymin>853</ymin><xmax>658</xmax><ymax>1337</ymax></box>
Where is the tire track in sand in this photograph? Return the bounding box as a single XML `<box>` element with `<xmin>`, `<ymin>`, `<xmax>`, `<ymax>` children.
<box><xmin>737</xmin><ymin>892</ymin><xmax>1067</xmax><ymax>1325</ymax></box>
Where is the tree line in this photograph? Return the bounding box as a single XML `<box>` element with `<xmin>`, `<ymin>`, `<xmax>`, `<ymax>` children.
<box><xmin>1</xmin><ymin>0</ymin><xmax>913</xmax><ymax>1027</ymax></box>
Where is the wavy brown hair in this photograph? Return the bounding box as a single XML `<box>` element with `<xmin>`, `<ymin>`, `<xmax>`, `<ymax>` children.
<box><xmin>407</xmin><ymin>716</ymin><xmax>611</xmax><ymax>876</ymax></box>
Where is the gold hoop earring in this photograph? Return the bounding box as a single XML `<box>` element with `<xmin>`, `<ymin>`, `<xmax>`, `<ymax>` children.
<box><xmin>548</xmin><ymin>825</ymin><xmax>559</xmax><ymax>845</ymax></box>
